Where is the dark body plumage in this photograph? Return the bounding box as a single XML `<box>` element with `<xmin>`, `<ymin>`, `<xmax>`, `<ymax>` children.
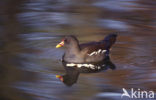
<box><xmin>56</xmin><ymin>34</ymin><xmax>117</xmax><ymax>86</ymax></box>
<box><xmin>62</xmin><ymin>34</ymin><xmax>117</xmax><ymax>63</ymax></box>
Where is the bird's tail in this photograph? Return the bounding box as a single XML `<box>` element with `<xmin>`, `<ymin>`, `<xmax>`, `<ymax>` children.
<box><xmin>102</xmin><ymin>33</ymin><xmax>117</xmax><ymax>49</ymax></box>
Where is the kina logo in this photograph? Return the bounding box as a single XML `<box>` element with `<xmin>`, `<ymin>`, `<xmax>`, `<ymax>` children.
<box><xmin>121</xmin><ymin>88</ymin><xmax>155</xmax><ymax>99</ymax></box>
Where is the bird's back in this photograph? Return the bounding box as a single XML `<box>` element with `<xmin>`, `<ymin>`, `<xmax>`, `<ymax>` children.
<box><xmin>80</xmin><ymin>34</ymin><xmax>117</xmax><ymax>63</ymax></box>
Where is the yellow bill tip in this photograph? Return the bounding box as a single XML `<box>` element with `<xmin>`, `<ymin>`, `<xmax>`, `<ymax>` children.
<box><xmin>56</xmin><ymin>75</ymin><xmax>61</xmax><ymax>78</ymax></box>
<box><xmin>56</xmin><ymin>44</ymin><xmax>62</xmax><ymax>48</ymax></box>
<box><xmin>56</xmin><ymin>41</ymin><xmax>64</xmax><ymax>48</ymax></box>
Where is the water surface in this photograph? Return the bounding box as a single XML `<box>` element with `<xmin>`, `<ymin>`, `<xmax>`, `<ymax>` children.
<box><xmin>0</xmin><ymin>0</ymin><xmax>156</xmax><ymax>100</ymax></box>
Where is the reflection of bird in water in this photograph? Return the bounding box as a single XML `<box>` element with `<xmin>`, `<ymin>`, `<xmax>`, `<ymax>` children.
<box><xmin>56</xmin><ymin>57</ymin><xmax>116</xmax><ymax>86</ymax></box>
<box><xmin>55</xmin><ymin>34</ymin><xmax>117</xmax><ymax>86</ymax></box>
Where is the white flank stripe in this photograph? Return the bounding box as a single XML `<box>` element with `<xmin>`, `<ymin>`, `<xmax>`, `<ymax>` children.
<box><xmin>89</xmin><ymin>51</ymin><xmax>96</xmax><ymax>56</ymax></box>
<box><xmin>89</xmin><ymin>64</ymin><xmax>94</xmax><ymax>67</ymax></box>
<box><xmin>88</xmin><ymin>49</ymin><xmax>107</xmax><ymax>56</ymax></box>
<box><xmin>90</xmin><ymin>65</ymin><xmax>95</xmax><ymax>69</ymax></box>
<box><xmin>66</xmin><ymin>63</ymin><xmax>98</xmax><ymax>69</ymax></box>
<box><xmin>98</xmin><ymin>49</ymin><xmax>101</xmax><ymax>53</ymax></box>
<box><xmin>66</xmin><ymin>63</ymin><xmax>76</xmax><ymax>66</ymax></box>
<box><xmin>83</xmin><ymin>64</ymin><xmax>89</xmax><ymax>68</ymax></box>
<box><xmin>102</xmin><ymin>50</ymin><xmax>107</xmax><ymax>53</ymax></box>
<box><xmin>98</xmin><ymin>66</ymin><xmax>101</xmax><ymax>69</ymax></box>
<box><xmin>77</xmin><ymin>64</ymin><xmax>82</xmax><ymax>68</ymax></box>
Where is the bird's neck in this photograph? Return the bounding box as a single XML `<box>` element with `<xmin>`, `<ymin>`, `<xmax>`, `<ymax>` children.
<box><xmin>65</xmin><ymin>44</ymin><xmax>81</xmax><ymax>55</ymax></box>
<box><xmin>63</xmin><ymin>43</ymin><xmax>83</xmax><ymax>63</ymax></box>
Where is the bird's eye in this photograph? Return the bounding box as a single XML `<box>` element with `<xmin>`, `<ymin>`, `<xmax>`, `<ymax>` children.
<box><xmin>64</xmin><ymin>39</ymin><xmax>69</xmax><ymax>44</ymax></box>
<box><xmin>64</xmin><ymin>39</ymin><xmax>67</xmax><ymax>42</ymax></box>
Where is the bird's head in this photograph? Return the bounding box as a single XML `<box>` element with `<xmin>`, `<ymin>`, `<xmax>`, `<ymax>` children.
<box><xmin>56</xmin><ymin>35</ymin><xmax>79</xmax><ymax>48</ymax></box>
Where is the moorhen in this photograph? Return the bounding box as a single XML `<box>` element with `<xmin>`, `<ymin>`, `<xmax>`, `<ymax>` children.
<box><xmin>56</xmin><ymin>34</ymin><xmax>117</xmax><ymax>64</ymax></box>
<box><xmin>56</xmin><ymin>34</ymin><xmax>117</xmax><ymax>86</ymax></box>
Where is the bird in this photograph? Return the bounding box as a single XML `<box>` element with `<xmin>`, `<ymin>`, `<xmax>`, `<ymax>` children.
<box><xmin>56</xmin><ymin>33</ymin><xmax>117</xmax><ymax>64</ymax></box>
<box><xmin>55</xmin><ymin>34</ymin><xmax>117</xmax><ymax>86</ymax></box>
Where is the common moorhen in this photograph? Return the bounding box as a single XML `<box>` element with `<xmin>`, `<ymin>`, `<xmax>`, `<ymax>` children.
<box><xmin>56</xmin><ymin>34</ymin><xmax>117</xmax><ymax>63</ymax></box>
<box><xmin>56</xmin><ymin>34</ymin><xmax>117</xmax><ymax>86</ymax></box>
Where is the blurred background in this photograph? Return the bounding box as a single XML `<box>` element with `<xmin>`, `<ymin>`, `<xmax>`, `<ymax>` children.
<box><xmin>0</xmin><ymin>0</ymin><xmax>156</xmax><ymax>100</ymax></box>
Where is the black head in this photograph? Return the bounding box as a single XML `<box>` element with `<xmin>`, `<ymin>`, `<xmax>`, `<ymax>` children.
<box><xmin>64</xmin><ymin>35</ymin><xmax>79</xmax><ymax>47</ymax></box>
<box><xmin>56</xmin><ymin>35</ymin><xmax>79</xmax><ymax>48</ymax></box>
